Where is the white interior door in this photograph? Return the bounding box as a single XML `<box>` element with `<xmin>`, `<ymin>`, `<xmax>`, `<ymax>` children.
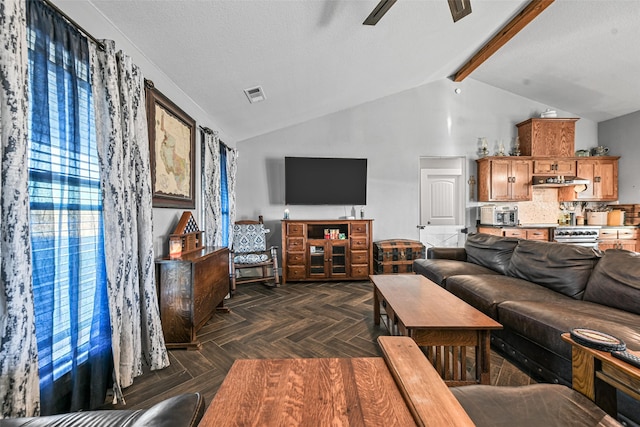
<box><xmin>419</xmin><ymin>157</ymin><xmax>466</xmax><ymax>248</ymax></box>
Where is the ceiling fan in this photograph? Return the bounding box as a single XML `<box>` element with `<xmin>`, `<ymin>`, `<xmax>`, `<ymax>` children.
<box><xmin>363</xmin><ymin>0</ymin><xmax>472</xmax><ymax>25</ymax></box>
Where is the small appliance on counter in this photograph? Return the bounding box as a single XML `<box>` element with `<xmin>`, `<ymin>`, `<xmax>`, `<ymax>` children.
<box><xmin>586</xmin><ymin>211</ymin><xmax>609</xmax><ymax>226</ymax></box>
<box><xmin>480</xmin><ymin>204</ymin><xmax>518</xmax><ymax>226</ymax></box>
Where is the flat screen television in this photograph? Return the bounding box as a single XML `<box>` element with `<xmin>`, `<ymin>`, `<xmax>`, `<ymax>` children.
<box><xmin>285</xmin><ymin>157</ymin><xmax>367</xmax><ymax>205</ymax></box>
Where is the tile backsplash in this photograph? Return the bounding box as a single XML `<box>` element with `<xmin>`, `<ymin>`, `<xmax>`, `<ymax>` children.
<box><xmin>516</xmin><ymin>188</ymin><xmax>559</xmax><ymax>225</ymax></box>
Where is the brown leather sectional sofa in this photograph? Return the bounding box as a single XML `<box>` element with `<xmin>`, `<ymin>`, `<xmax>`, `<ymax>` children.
<box><xmin>413</xmin><ymin>233</ymin><xmax>640</xmax><ymax>426</ymax></box>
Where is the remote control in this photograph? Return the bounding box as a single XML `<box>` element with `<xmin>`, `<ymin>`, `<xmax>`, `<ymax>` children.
<box><xmin>611</xmin><ymin>350</ymin><xmax>640</xmax><ymax>369</ymax></box>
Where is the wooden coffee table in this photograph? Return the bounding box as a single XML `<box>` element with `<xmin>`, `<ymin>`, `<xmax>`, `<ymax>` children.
<box><xmin>199</xmin><ymin>336</ymin><xmax>475</xmax><ymax>426</ymax></box>
<box><xmin>371</xmin><ymin>274</ymin><xmax>503</xmax><ymax>385</ymax></box>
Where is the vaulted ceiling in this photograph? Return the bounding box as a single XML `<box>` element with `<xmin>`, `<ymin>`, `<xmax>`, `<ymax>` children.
<box><xmin>63</xmin><ymin>0</ymin><xmax>640</xmax><ymax>141</ymax></box>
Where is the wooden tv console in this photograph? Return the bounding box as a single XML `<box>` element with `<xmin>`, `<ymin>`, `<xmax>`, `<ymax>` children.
<box><xmin>281</xmin><ymin>219</ymin><xmax>373</xmax><ymax>284</ymax></box>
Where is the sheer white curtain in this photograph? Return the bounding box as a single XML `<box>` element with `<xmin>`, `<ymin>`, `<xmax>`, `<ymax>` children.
<box><xmin>90</xmin><ymin>40</ymin><xmax>169</xmax><ymax>402</ymax></box>
<box><xmin>201</xmin><ymin>129</ymin><xmax>223</xmax><ymax>247</ymax></box>
<box><xmin>0</xmin><ymin>0</ymin><xmax>40</xmax><ymax>417</ymax></box>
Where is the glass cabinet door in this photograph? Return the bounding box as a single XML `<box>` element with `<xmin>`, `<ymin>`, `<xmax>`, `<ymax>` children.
<box><xmin>308</xmin><ymin>243</ymin><xmax>326</xmax><ymax>276</ymax></box>
<box><xmin>330</xmin><ymin>243</ymin><xmax>347</xmax><ymax>275</ymax></box>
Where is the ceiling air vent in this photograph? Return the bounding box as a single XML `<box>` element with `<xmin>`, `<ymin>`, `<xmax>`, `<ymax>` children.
<box><xmin>244</xmin><ymin>86</ymin><xmax>266</xmax><ymax>104</ymax></box>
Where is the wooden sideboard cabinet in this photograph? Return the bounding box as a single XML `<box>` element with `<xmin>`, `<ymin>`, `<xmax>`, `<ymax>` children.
<box><xmin>281</xmin><ymin>219</ymin><xmax>373</xmax><ymax>284</ymax></box>
<box><xmin>156</xmin><ymin>246</ymin><xmax>230</xmax><ymax>350</ymax></box>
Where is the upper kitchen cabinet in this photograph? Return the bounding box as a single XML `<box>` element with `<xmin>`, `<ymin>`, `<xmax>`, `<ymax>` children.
<box><xmin>477</xmin><ymin>158</ymin><xmax>532</xmax><ymax>202</ymax></box>
<box><xmin>533</xmin><ymin>158</ymin><xmax>576</xmax><ymax>175</ymax></box>
<box><xmin>517</xmin><ymin>118</ymin><xmax>578</xmax><ymax>157</ymax></box>
<box><xmin>559</xmin><ymin>157</ymin><xmax>619</xmax><ymax>201</ymax></box>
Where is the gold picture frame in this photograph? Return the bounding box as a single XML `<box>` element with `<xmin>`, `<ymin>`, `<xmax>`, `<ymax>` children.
<box><xmin>145</xmin><ymin>80</ymin><xmax>196</xmax><ymax>208</ymax></box>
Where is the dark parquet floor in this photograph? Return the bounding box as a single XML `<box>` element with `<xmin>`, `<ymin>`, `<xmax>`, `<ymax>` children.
<box><xmin>104</xmin><ymin>280</ymin><xmax>534</xmax><ymax>411</ymax></box>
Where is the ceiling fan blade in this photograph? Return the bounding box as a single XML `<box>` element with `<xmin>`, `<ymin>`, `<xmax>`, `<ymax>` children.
<box><xmin>448</xmin><ymin>0</ymin><xmax>472</xmax><ymax>22</ymax></box>
<box><xmin>363</xmin><ymin>0</ymin><xmax>397</xmax><ymax>25</ymax></box>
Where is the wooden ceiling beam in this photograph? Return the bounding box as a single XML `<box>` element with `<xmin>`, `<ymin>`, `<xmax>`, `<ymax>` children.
<box><xmin>452</xmin><ymin>0</ymin><xmax>555</xmax><ymax>82</ymax></box>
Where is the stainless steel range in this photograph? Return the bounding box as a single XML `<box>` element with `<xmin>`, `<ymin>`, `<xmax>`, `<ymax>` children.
<box><xmin>553</xmin><ymin>226</ymin><xmax>601</xmax><ymax>248</ymax></box>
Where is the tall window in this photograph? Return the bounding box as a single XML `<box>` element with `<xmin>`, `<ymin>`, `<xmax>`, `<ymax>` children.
<box><xmin>27</xmin><ymin>1</ymin><xmax>111</xmax><ymax>414</ymax></box>
<box><xmin>220</xmin><ymin>144</ymin><xmax>230</xmax><ymax>247</ymax></box>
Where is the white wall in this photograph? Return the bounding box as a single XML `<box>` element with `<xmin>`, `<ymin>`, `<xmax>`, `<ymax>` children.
<box><xmin>52</xmin><ymin>1</ymin><xmax>235</xmax><ymax>256</ymax></box>
<box><xmin>236</xmin><ymin>78</ymin><xmax>598</xmax><ymax>251</ymax></box>
<box><xmin>598</xmin><ymin>110</ymin><xmax>640</xmax><ymax>203</ymax></box>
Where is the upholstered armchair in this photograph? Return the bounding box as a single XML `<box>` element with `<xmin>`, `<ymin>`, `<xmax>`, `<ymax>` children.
<box><xmin>230</xmin><ymin>216</ymin><xmax>279</xmax><ymax>294</ymax></box>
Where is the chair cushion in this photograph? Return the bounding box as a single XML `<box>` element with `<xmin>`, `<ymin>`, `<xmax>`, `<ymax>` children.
<box><xmin>233</xmin><ymin>223</ymin><xmax>267</xmax><ymax>252</ymax></box>
<box><xmin>234</xmin><ymin>253</ymin><xmax>269</xmax><ymax>264</ymax></box>
<box><xmin>451</xmin><ymin>384</ymin><xmax>620</xmax><ymax>427</ymax></box>
<box><xmin>505</xmin><ymin>240</ymin><xmax>600</xmax><ymax>299</ymax></box>
<box><xmin>583</xmin><ymin>249</ymin><xmax>640</xmax><ymax>315</ymax></box>
<box><xmin>464</xmin><ymin>233</ymin><xmax>520</xmax><ymax>275</ymax></box>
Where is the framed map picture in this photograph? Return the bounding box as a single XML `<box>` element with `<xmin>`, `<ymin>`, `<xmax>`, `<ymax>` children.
<box><xmin>145</xmin><ymin>80</ymin><xmax>196</xmax><ymax>208</ymax></box>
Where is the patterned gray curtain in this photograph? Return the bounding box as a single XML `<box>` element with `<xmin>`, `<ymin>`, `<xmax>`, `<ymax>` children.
<box><xmin>90</xmin><ymin>40</ymin><xmax>169</xmax><ymax>402</ymax></box>
<box><xmin>201</xmin><ymin>129</ymin><xmax>222</xmax><ymax>247</ymax></box>
<box><xmin>226</xmin><ymin>148</ymin><xmax>238</xmax><ymax>243</ymax></box>
<box><xmin>0</xmin><ymin>0</ymin><xmax>40</xmax><ymax>417</ymax></box>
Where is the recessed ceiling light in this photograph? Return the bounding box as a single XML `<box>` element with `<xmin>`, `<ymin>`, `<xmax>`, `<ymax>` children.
<box><xmin>244</xmin><ymin>86</ymin><xmax>266</xmax><ymax>104</ymax></box>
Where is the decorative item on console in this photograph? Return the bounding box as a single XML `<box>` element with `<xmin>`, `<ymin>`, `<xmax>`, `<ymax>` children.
<box><xmin>591</xmin><ymin>146</ymin><xmax>609</xmax><ymax>156</ymax></box>
<box><xmin>540</xmin><ymin>108</ymin><xmax>557</xmax><ymax>118</ymax></box>
<box><xmin>168</xmin><ymin>211</ymin><xmax>204</xmax><ymax>257</ymax></box>
<box><xmin>495</xmin><ymin>139</ymin><xmax>506</xmax><ymax>156</ymax></box>
<box><xmin>510</xmin><ymin>136</ymin><xmax>521</xmax><ymax>156</ymax></box>
<box><xmin>477</xmin><ymin>137</ymin><xmax>489</xmax><ymax>158</ymax></box>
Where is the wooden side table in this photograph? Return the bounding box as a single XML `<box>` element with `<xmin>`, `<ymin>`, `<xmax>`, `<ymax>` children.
<box><xmin>562</xmin><ymin>333</ymin><xmax>640</xmax><ymax>417</ymax></box>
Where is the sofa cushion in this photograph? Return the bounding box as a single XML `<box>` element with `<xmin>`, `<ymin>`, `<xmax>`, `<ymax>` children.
<box><xmin>451</xmin><ymin>384</ymin><xmax>620</xmax><ymax>427</ymax></box>
<box><xmin>412</xmin><ymin>259</ymin><xmax>499</xmax><ymax>287</ymax></box>
<box><xmin>583</xmin><ymin>249</ymin><xmax>640</xmax><ymax>315</ymax></box>
<box><xmin>464</xmin><ymin>233</ymin><xmax>520</xmax><ymax>275</ymax></box>
<box><xmin>445</xmin><ymin>275</ymin><xmax>571</xmax><ymax>319</ymax></box>
<box><xmin>505</xmin><ymin>240</ymin><xmax>600</xmax><ymax>299</ymax></box>
<box><xmin>497</xmin><ymin>299</ymin><xmax>640</xmax><ymax>360</ymax></box>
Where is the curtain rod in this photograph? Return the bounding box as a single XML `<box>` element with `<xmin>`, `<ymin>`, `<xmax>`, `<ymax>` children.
<box><xmin>41</xmin><ymin>0</ymin><xmax>106</xmax><ymax>51</ymax></box>
<box><xmin>199</xmin><ymin>126</ymin><xmax>232</xmax><ymax>151</ymax></box>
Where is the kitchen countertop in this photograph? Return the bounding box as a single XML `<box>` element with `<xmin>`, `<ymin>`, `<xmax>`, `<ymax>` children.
<box><xmin>478</xmin><ymin>224</ymin><xmax>638</xmax><ymax>229</ymax></box>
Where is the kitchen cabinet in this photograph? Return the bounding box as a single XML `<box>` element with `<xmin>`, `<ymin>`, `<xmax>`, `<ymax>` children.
<box><xmin>560</xmin><ymin>158</ymin><xmax>618</xmax><ymax>201</ymax></box>
<box><xmin>533</xmin><ymin>159</ymin><xmax>576</xmax><ymax>175</ymax></box>
<box><xmin>477</xmin><ymin>158</ymin><xmax>532</xmax><ymax>202</ymax></box>
<box><xmin>477</xmin><ymin>226</ymin><xmax>550</xmax><ymax>241</ymax></box>
<box><xmin>281</xmin><ymin>219</ymin><xmax>372</xmax><ymax>284</ymax></box>
<box><xmin>598</xmin><ymin>228</ymin><xmax>638</xmax><ymax>251</ymax></box>
<box><xmin>503</xmin><ymin>228</ymin><xmax>550</xmax><ymax>241</ymax></box>
<box><xmin>516</xmin><ymin>118</ymin><xmax>578</xmax><ymax>157</ymax></box>
<box><xmin>477</xmin><ymin>226</ymin><xmax>504</xmax><ymax>237</ymax></box>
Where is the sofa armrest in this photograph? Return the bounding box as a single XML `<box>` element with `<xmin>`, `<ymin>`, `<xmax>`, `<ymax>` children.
<box><xmin>427</xmin><ymin>247</ymin><xmax>467</xmax><ymax>261</ymax></box>
<box><xmin>0</xmin><ymin>393</ymin><xmax>205</xmax><ymax>427</ymax></box>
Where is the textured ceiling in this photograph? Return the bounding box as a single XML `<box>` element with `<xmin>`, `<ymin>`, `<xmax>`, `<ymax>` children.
<box><xmin>67</xmin><ymin>0</ymin><xmax>640</xmax><ymax>141</ymax></box>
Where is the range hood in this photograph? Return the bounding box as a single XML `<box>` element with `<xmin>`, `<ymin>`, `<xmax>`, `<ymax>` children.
<box><xmin>532</xmin><ymin>176</ymin><xmax>590</xmax><ymax>188</ymax></box>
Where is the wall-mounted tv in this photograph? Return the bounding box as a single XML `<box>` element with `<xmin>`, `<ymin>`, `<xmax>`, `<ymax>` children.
<box><xmin>285</xmin><ymin>157</ymin><xmax>367</xmax><ymax>205</ymax></box>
